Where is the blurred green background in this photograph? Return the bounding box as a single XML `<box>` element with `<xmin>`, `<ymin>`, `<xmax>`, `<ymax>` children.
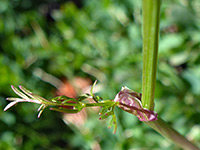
<box><xmin>0</xmin><ymin>0</ymin><xmax>200</xmax><ymax>149</ymax></box>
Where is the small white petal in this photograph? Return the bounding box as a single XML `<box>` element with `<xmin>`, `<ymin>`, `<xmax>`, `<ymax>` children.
<box><xmin>37</xmin><ymin>104</ymin><xmax>44</xmax><ymax>111</ymax></box>
<box><xmin>6</xmin><ymin>98</ymin><xmax>25</xmax><ymax>101</ymax></box>
<box><xmin>37</xmin><ymin>104</ymin><xmax>47</xmax><ymax>118</ymax></box>
<box><xmin>4</xmin><ymin>101</ymin><xmax>18</xmax><ymax>111</ymax></box>
<box><xmin>11</xmin><ymin>85</ymin><xmax>29</xmax><ymax>100</ymax></box>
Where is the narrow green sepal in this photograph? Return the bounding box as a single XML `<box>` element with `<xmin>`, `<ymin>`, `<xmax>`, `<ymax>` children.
<box><xmin>51</xmin><ymin>96</ymin><xmax>79</xmax><ymax>103</ymax></box>
<box><xmin>50</xmin><ymin>107</ymin><xmax>80</xmax><ymax>113</ymax></box>
<box><xmin>77</xmin><ymin>93</ymin><xmax>90</xmax><ymax>101</ymax></box>
<box><xmin>99</xmin><ymin>111</ymin><xmax>113</xmax><ymax>120</ymax></box>
<box><xmin>99</xmin><ymin>106</ymin><xmax>111</xmax><ymax>115</ymax></box>
<box><xmin>108</xmin><ymin>115</ymin><xmax>117</xmax><ymax>134</ymax></box>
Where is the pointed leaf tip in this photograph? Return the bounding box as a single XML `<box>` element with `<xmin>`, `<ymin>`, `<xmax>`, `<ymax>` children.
<box><xmin>18</xmin><ymin>85</ymin><xmax>23</xmax><ymax>90</ymax></box>
<box><xmin>10</xmin><ymin>85</ymin><xmax>15</xmax><ymax>91</ymax></box>
<box><xmin>4</xmin><ymin>101</ymin><xmax>18</xmax><ymax>111</ymax></box>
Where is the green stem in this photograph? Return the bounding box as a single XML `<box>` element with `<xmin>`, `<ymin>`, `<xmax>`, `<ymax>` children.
<box><xmin>47</xmin><ymin>102</ymin><xmax>80</xmax><ymax>107</ymax></box>
<box><xmin>85</xmin><ymin>100</ymin><xmax>116</xmax><ymax>107</ymax></box>
<box><xmin>142</xmin><ymin>0</ymin><xmax>160</xmax><ymax>110</ymax></box>
<box><xmin>146</xmin><ymin>118</ymin><xmax>199</xmax><ymax>150</ymax></box>
<box><xmin>141</xmin><ymin>1</ymin><xmax>199</xmax><ymax>149</ymax></box>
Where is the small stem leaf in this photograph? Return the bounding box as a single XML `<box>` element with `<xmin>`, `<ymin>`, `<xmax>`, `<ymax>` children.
<box><xmin>32</xmin><ymin>94</ymin><xmax>52</xmax><ymax>103</ymax></box>
<box><xmin>51</xmin><ymin>96</ymin><xmax>78</xmax><ymax>103</ymax></box>
<box><xmin>90</xmin><ymin>80</ymin><xmax>97</xmax><ymax>97</ymax></box>
<box><xmin>18</xmin><ymin>85</ymin><xmax>32</xmax><ymax>93</ymax></box>
<box><xmin>99</xmin><ymin>106</ymin><xmax>110</xmax><ymax>115</ymax></box>
<box><xmin>61</xmin><ymin>99</ymin><xmax>77</xmax><ymax>104</ymax></box>
<box><xmin>19</xmin><ymin>86</ymin><xmax>50</xmax><ymax>104</ymax></box>
<box><xmin>77</xmin><ymin>93</ymin><xmax>90</xmax><ymax>101</ymax></box>
<box><xmin>95</xmin><ymin>96</ymin><xmax>102</xmax><ymax>101</ymax></box>
<box><xmin>108</xmin><ymin>116</ymin><xmax>114</xmax><ymax>129</ymax></box>
<box><xmin>98</xmin><ymin>104</ymin><xmax>118</xmax><ymax>133</ymax></box>
<box><xmin>38</xmin><ymin>104</ymin><xmax>45</xmax><ymax>112</ymax></box>
<box><xmin>108</xmin><ymin>115</ymin><xmax>117</xmax><ymax>134</ymax></box>
<box><xmin>112</xmin><ymin>115</ymin><xmax>117</xmax><ymax>134</ymax></box>
<box><xmin>11</xmin><ymin>85</ymin><xmax>29</xmax><ymax>100</ymax></box>
<box><xmin>19</xmin><ymin>87</ymin><xmax>47</xmax><ymax>104</ymax></box>
<box><xmin>51</xmin><ymin>95</ymin><xmax>71</xmax><ymax>100</ymax></box>
<box><xmin>37</xmin><ymin>104</ymin><xmax>47</xmax><ymax>118</ymax></box>
<box><xmin>50</xmin><ymin>107</ymin><xmax>80</xmax><ymax>113</ymax></box>
<box><xmin>6</xmin><ymin>98</ymin><xmax>26</xmax><ymax>101</ymax></box>
<box><xmin>90</xmin><ymin>80</ymin><xmax>99</xmax><ymax>103</ymax></box>
<box><xmin>18</xmin><ymin>85</ymin><xmax>35</xmax><ymax>99</ymax></box>
<box><xmin>99</xmin><ymin>111</ymin><xmax>113</xmax><ymax>120</ymax></box>
<box><xmin>3</xmin><ymin>101</ymin><xmax>18</xmax><ymax>111</ymax></box>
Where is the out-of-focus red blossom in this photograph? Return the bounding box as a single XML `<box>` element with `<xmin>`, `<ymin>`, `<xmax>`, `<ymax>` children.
<box><xmin>55</xmin><ymin>77</ymin><xmax>93</xmax><ymax>109</ymax></box>
<box><xmin>114</xmin><ymin>86</ymin><xmax>158</xmax><ymax>122</ymax></box>
<box><xmin>56</xmin><ymin>77</ymin><xmax>101</xmax><ymax>150</ymax></box>
<box><xmin>55</xmin><ymin>77</ymin><xmax>91</xmax><ymax>126</ymax></box>
<box><xmin>56</xmin><ymin>77</ymin><xmax>92</xmax><ymax>98</ymax></box>
<box><xmin>63</xmin><ymin>107</ymin><xmax>88</xmax><ymax>127</ymax></box>
<box><xmin>74</xmin><ymin>77</ymin><xmax>92</xmax><ymax>93</ymax></box>
<box><xmin>56</xmin><ymin>79</ymin><xmax>76</xmax><ymax>98</ymax></box>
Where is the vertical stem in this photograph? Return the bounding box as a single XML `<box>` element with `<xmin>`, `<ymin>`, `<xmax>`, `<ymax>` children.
<box><xmin>142</xmin><ymin>0</ymin><xmax>160</xmax><ymax>110</ymax></box>
<box><xmin>141</xmin><ymin>1</ymin><xmax>199</xmax><ymax>149</ymax></box>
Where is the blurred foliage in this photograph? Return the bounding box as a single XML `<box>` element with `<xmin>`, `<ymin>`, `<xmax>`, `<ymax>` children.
<box><xmin>0</xmin><ymin>0</ymin><xmax>200</xmax><ymax>149</ymax></box>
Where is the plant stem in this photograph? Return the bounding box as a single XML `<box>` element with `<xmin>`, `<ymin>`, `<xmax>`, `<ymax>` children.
<box><xmin>142</xmin><ymin>0</ymin><xmax>160</xmax><ymax>110</ymax></box>
<box><xmin>85</xmin><ymin>101</ymin><xmax>116</xmax><ymax>107</ymax></box>
<box><xmin>141</xmin><ymin>1</ymin><xmax>199</xmax><ymax>149</ymax></box>
<box><xmin>145</xmin><ymin>118</ymin><xmax>199</xmax><ymax>150</ymax></box>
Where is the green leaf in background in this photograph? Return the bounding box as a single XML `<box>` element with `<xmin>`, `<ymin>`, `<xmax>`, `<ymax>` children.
<box><xmin>1</xmin><ymin>0</ymin><xmax>200</xmax><ymax>149</ymax></box>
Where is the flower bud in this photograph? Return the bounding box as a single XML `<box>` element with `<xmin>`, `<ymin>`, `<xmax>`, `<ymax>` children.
<box><xmin>114</xmin><ymin>86</ymin><xmax>157</xmax><ymax>121</ymax></box>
